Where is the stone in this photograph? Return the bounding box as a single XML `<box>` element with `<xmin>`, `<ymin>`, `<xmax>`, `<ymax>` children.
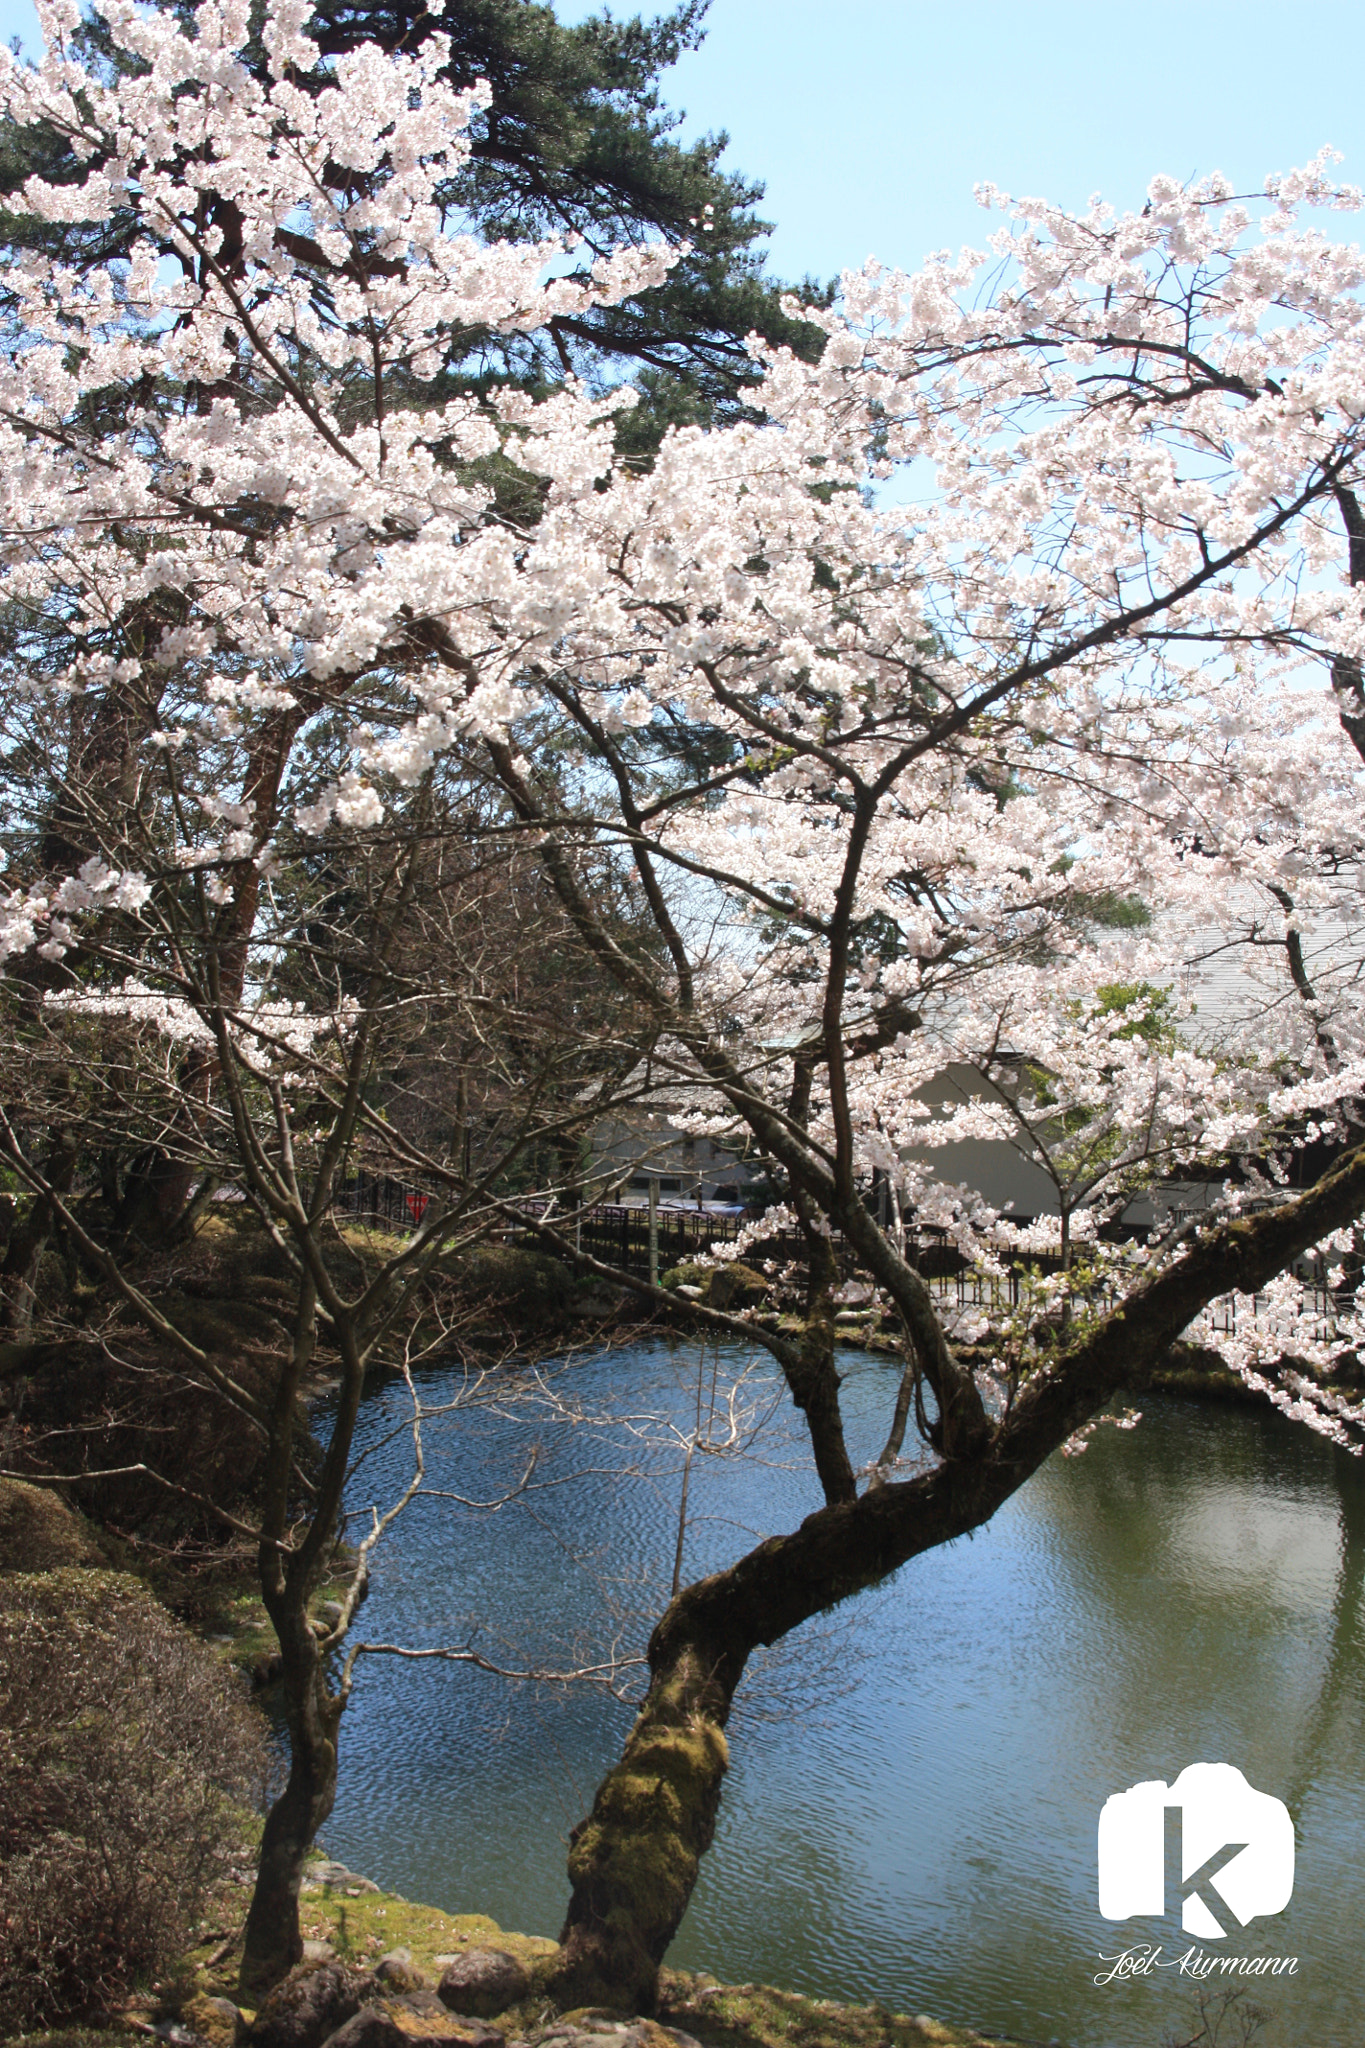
<box><xmin>706</xmin><ymin>1263</ymin><xmax>766</xmax><ymax>1310</ymax></box>
<box><xmin>390</xmin><ymin>1994</ymin><xmax>501</xmax><ymax>2043</ymax></box>
<box><xmin>375</xmin><ymin>1955</ymin><xmax>426</xmax><ymax>1994</ymax></box>
<box><xmin>526</xmin><ymin>2024</ymin><xmax>700</xmax><ymax>2048</ymax></box>
<box><xmin>317</xmin><ymin>2012</ymin><xmax>405</xmax><ymax>2048</ymax></box>
<box><xmin>568</xmin><ymin>1281</ymin><xmax>625</xmax><ymax>1320</ymax></box>
<box><xmin>322</xmin><ymin>2003</ymin><xmax>502</xmax><ymax>2048</ymax></box>
<box><xmin>534</xmin><ymin>2012</ymin><xmax>629</xmax><ymax>2034</ymax></box>
<box><xmin>301</xmin><ymin>1859</ymin><xmax>381</xmax><ymax>1894</ymax></box>
<box><xmin>179</xmin><ymin>1994</ymin><xmax>245</xmax><ymax>2048</ymax></box>
<box><xmin>540</xmin><ymin>2033</ymin><xmax>623</xmax><ymax>2048</ymax></box>
<box><xmin>249</xmin><ymin>1959</ymin><xmax>376</xmax><ymax>2048</ymax></box>
<box><xmin>391</xmin><ymin>1991</ymin><xmax>444</xmax><ymax>2017</ymax></box>
<box><xmin>632</xmin><ymin>2024</ymin><xmax>702</xmax><ymax>2048</ymax></box>
<box><xmin>437</xmin><ymin>1949</ymin><xmax>531</xmax><ymax>2018</ymax></box>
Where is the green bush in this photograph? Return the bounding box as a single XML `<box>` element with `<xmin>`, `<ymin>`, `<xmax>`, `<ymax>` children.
<box><xmin>0</xmin><ymin>1570</ymin><xmax>267</xmax><ymax>2028</ymax></box>
<box><xmin>661</xmin><ymin>1261</ymin><xmax>768</xmax><ymax>1308</ymax></box>
<box><xmin>445</xmin><ymin>1243</ymin><xmax>574</xmax><ymax>1324</ymax></box>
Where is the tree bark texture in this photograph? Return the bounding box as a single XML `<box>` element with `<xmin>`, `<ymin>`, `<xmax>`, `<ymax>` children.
<box><xmin>550</xmin><ymin>1622</ymin><xmax>741</xmax><ymax>2013</ymax></box>
<box><xmin>239</xmin><ymin>1616</ymin><xmax>343</xmax><ymax>2003</ymax></box>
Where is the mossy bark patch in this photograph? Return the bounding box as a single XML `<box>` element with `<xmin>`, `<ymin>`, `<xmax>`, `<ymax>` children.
<box><xmin>553</xmin><ymin>1651</ymin><xmax>734</xmax><ymax>2013</ymax></box>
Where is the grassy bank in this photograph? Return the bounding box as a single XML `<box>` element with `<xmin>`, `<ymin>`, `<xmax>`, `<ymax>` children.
<box><xmin>87</xmin><ymin>1873</ymin><xmax>1038</xmax><ymax>2048</ymax></box>
<box><xmin>0</xmin><ymin>1882</ymin><xmax>1045</xmax><ymax>2048</ymax></box>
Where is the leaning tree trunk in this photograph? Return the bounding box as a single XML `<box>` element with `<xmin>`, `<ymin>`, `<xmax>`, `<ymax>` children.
<box><xmin>550</xmin><ymin>1612</ymin><xmax>745</xmax><ymax>2012</ymax></box>
<box><xmin>239</xmin><ymin>1612</ymin><xmax>344</xmax><ymax>2003</ymax></box>
<box><xmin>548</xmin><ymin>1444</ymin><xmax>1021</xmax><ymax>2015</ymax></box>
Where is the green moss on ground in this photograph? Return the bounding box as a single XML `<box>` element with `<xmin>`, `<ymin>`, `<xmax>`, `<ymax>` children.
<box><xmin>303</xmin><ymin>1889</ymin><xmax>557</xmax><ymax>1985</ymax></box>
<box><xmin>188</xmin><ymin>1884</ymin><xmax>1031</xmax><ymax>2048</ymax></box>
<box><xmin>1</xmin><ymin>1873</ymin><xmax>1042</xmax><ymax>2048</ymax></box>
<box><xmin>184</xmin><ymin>1882</ymin><xmax>560</xmax><ymax>2021</ymax></box>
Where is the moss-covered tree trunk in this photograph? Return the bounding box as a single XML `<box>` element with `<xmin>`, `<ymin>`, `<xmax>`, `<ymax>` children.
<box><xmin>551</xmin><ymin>1265</ymin><xmax>857</xmax><ymax>2012</ymax></box>
<box><xmin>550</xmin><ymin>1615</ymin><xmax>742</xmax><ymax>2013</ymax></box>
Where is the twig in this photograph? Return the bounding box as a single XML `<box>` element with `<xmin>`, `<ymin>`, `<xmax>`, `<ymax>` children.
<box><xmin>343</xmin><ymin>1638</ymin><xmax>645</xmax><ymax>1701</ymax></box>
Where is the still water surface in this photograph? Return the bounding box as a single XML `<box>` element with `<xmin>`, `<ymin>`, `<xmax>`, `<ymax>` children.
<box><xmin>319</xmin><ymin>1338</ymin><xmax>1365</xmax><ymax>2048</ymax></box>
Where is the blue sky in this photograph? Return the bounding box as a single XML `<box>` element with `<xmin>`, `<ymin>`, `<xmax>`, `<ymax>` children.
<box><xmin>5</xmin><ymin>0</ymin><xmax>1365</xmax><ymax>285</ymax></box>
<box><xmin>551</xmin><ymin>0</ymin><xmax>1365</xmax><ymax>283</ymax></box>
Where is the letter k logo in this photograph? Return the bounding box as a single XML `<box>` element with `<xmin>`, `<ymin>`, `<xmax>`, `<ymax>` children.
<box><xmin>1165</xmin><ymin>1805</ymin><xmax>1248</xmax><ymax>1939</ymax></box>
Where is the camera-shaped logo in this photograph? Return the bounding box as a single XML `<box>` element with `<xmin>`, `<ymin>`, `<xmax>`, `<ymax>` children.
<box><xmin>1098</xmin><ymin>1762</ymin><xmax>1294</xmax><ymax>1940</ymax></box>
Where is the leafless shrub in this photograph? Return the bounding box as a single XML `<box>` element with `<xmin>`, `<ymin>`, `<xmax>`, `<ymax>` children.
<box><xmin>1164</xmin><ymin>1985</ymin><xmax>1274</xmax><ymax>2048</ymax></box>
<box><xmin>0</xmin><ymin>1568</ymin><xmax>268</xmax><ymax>2026</ymax></box>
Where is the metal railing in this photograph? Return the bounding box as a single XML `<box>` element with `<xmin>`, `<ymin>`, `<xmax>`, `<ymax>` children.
<box><xmin>919</xmin><ymin>1261</ymin><xmax>1342</xmax><ymax>1337</ymax></box>
<box><xmin>330</xmin><ymin>1180</ymin><xmax>1351</xmax><ymax>1337</ymax></box>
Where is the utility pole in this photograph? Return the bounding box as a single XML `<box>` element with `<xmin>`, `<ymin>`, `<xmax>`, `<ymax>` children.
<box><xmin>648</xmin><ymin>1174</ymin><xmax>659</xmax><ymax>1287</ymax></box>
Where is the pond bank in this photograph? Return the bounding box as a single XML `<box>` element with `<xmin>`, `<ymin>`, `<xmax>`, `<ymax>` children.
<box><xmin>8</xmin><ymin>1298</ymin><xmax>1353</xmax><ymax>2048</ymax></box>
<box><xmin>129</xmin><ymin>1868</ymin><xmax>1041</xmax><ymax>2048</ymax></box>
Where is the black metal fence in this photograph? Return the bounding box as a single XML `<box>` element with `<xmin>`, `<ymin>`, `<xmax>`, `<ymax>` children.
<box><xmin>334</xmin><ymin>1173</ymin><xmax>439</xmax><ymax>1232</ymax></box>
<box><xmin>565</xmin><ymin>1203</ymin><xmax>745</xmax><ymax>1274</ymax></box>
<box><xmin>331</xmin><ymin>1184</ymin><xmax>1049</xmax><ymax>1282</ymax></box>
<box><xmin>328</xmin><ymin>1180</ymin><xmax>1350</xmax><ymax>1336</ymax></box>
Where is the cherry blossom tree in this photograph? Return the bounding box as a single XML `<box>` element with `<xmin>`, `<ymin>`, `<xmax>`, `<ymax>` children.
<box><xmin>446</xmin><ymin>154</ymin><xmax>1365</xmax><ymax>2006</ymax></box>
<box><xmin>6</xmin><ymin>0</ymin><xmax>1365</xmax><ymax>2015</ymax></box>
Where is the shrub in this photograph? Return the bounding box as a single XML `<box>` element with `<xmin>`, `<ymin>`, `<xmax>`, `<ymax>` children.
<box><xmin>445</xmin><ymin>1244</ymin><xmax>574</xmax><ymax>1325</ymax></box>
<box><xmin>0</xmin><ymin>1481</ymin><xmax>105</xmax><ymax>1573</ymax></box>
<box><xmin>0</xmin><ymin>1569</ymin><xmax>267</xmax><ymax>2027</ymax></box>
<box><xmin>661</xmin><ymin>1260</ymin><xmax>768</xmax><ymax>1308</ymax></box>
<box><xmin>12</xmin><ymin>1331</ymin><xmax>280</xmax><ymax>1549</ymax></box>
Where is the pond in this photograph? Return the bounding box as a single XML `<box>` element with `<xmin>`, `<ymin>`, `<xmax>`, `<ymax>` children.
<box><xmin>317</xmin><ymin>1336</ymin><xmax>1365</xmax><ymax>2048</ymax></box>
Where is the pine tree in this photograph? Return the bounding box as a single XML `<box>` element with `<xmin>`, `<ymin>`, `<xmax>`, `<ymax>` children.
<box><xmin>0</xmin><ymin>0</ymin><xmax>827</xmax><ymax>453</ymax></box>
